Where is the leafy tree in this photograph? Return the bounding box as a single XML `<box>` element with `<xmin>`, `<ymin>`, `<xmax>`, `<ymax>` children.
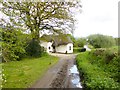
<box><xmin>76</xmin><ymin>38</ymin><xmax>86</xmax><ymax>47</ymax></box>
<box><xmin>1</xmin><ymin>2</ymin><xmax>81</xmax><ymax>40</ymax></box>
<box><xmin>1</xmin><ymin>2</ymin><xmax>81</xmax><ymax>58</ymax></box>
<box><xmin>69</xmin><ymin>36</ymin><xmax>86</xmax><ymax>47</ymax></box>
<box><xmin>88</xmin><ymin>34</ymin><xmax>116</xmax><ymax>48</ymax></box>
<box><xmin>1</xmin><ymin>26</ymin><xmax>28</xmax><ymax>62</ymax></box>
<box><xmin>67</xmin><ymin>34</ymin><xmax>77</xmax><ymax>47</ymax></box>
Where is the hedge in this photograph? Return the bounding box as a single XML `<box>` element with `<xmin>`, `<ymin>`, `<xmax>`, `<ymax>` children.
<box><xmin>76</xmin><ymin>50</ymin><xmax>120</xmax><ymax>89</ymax></box>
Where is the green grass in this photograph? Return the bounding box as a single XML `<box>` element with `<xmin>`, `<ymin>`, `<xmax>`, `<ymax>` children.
<box><xmin>2</xmin><ymin>55</ymin><xmax>58</xmax><ymax>88</ymax></box>
<box><xmin>76</xmin><ymin>51</ymin><xmax>120</xmax><ymax>89</ymax></box>
<box><xmin>0</xmin><ymin>64</ymin><xmax>2</xmax><ymax>89</ymax></box>
<box><xmin>0</xmin><ymin>41</ymin><xmax>2</xmax><ymax>45</ymax></box>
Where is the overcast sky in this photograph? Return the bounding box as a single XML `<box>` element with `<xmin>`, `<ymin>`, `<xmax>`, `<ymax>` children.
<box><xmin>74</xmin><ymin>0</ymin><xmax>119</xmax><ymax>38</ymax></box>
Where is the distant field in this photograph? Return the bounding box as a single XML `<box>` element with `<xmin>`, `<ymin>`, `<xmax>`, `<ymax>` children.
<box><xmin>2</xmin><ymin>55</ymin><xmax>58</xmax><ymax>88</ymax></box>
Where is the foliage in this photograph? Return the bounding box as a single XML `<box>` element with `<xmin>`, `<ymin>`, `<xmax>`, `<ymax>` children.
<box><xmin>73</xmin><ymin>47</ymin><xmax>82</xmax><ymax>53</ymax></box>
<box><xmin>76</xmin><ymin>48</ymin><xmax>120</xmax><ymax>89</ymax></box>
<box><xmin>2</xmin><ymin>55</ymin><xmax>58</xmax><ymax>88</ymax></box>
<box><xmin>1</xmin><ymin>27</ymin><xmax>28</xmax><ymax>62</ymax></box>
<box><xmin>70</xmin><ymin>36</ymin><xmax>87</xmax><ymax>47</ymax></box>
<box><xmin>90</xmin><ymin>48</ymin><xmax>120</xmax><ymax>83</ymax></box>
<box><xmin>76</xmin><ymin>38</ymin><xmax>87</xmax><ymax>47</ymax></box>
<box><xmin>88</xmin><ymin>34</ymin><xmax>116</xmax><ymax>48</ymax></box>
<box><xmin>65</xmin><ymin>34</ymin><xmax>87</xmax><ymax>47</ymax></box>
<box><xmin>67</xmin><ymin>34</ymin><xmax>77</xmax><ymax>46</ymax></box>
<box><xmin>1</xmin><ymin>2</ymin><xmax>81</xmax><ymax>40</ymax></box>
<box><xmin>74</xmin><ymin>47</ymin><xmax>87</xmax><ymax>53</ymax></box>
<box><xmin>115</xmin><ymin>38</ymin><xmax>120</xmax><ymax>46</ymax></box>
<box><xmin>0</xmin><ymin>2</ymin><xmax>81</xmax><ymax>61</ymax></box>
<box><xmin>87</xmin><ymin>44</ymin><xmax>94</xmax><ymax>49</ymax></box>
<box><xmin>25</xmin><ymin>38</ymin><xmax>44</xmax><ymax>57</ymax></box>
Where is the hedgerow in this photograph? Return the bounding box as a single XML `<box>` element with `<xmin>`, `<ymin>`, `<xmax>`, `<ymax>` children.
<box><xmin>76</xmin><ymin>48</ymin><xmax>120</xmax><ymax>89</ymax></box>
<box><xmin>2</xmin><ymin>28</ymin><xmax>27</xmax><ymax>62</ymax></box>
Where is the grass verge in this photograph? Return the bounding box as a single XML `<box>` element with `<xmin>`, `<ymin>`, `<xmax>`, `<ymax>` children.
<box><xmin>2</xmin><ymin>54</ymin><xmax>58</xmax><ymax>88</ymax></box>
<box><xmin>0</xmin><ymin>63</ymin><xmax>2</xmax><ymax>89</ymax></box>
<box><xmin>76</xmin><ymin>51</ymin><xmax>119</xmax><ymax>89</ymax></box>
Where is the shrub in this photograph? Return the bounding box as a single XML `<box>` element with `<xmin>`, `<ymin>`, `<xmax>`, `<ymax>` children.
<box><xmin>2</xmin><ymin>43</ymin><xmax>25</xmax><ymax>62</ymax></box>
<box><xmin>2</xmin><ymin>28</ymin><xmax>26</xmax><ymax>62</ymax></box>
<box><xmin>115</xmin><ymin>38</ymin><xmax>120</xmax><ymax>46</ymax></box>
<box><xmin>73</xmin><ymin>47</ymin><xmax>86</xmax><ymax>53</ymax></box>
<box><xmin>25</xmin><ymin>38</ymin><xmax>43</xmax><ymax>57</ymax></box>
<box><xmin>76</xmin><ymin>51</ymin><xmax>120</xmax><ymax>89</ymax></box>
<box><xmin>90</xmin><ymin>48</ymin><xmax>120</xmax><ymax>83</ymax></box>
<box><xmin>104</xmin><ymin>50</ymin><xmax>117</xmax><ymax>64</ymax></box>
<box><xmin>80</xmin><ymin>48</ymin><xmax>86</xmax><ymax>52</ymax></box>
<box><xmin>87</xmin><ymin>44</ymin><xmax>94</xmax><ymax>49</ymax></box>
<box><xmin>77</xmin><ymin>38</ymin><xmax>87</xmax><ymax>47</ymax></box>
<box><xmin>105</xmin><ymin>56</ymin><xmax>120</xmax><ymax>82</ymax></box>
<box><xmin>93</xmin><ymin>48</ymin><xmax>106</xmax><ymax>56</ymax></box>
<box><xmin>73</xmin><ymin>48</ymin><xmax>80</xmax><ymax>53</ymax></box>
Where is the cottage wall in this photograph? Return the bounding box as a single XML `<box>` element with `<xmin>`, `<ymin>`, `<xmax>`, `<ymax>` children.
<box><xmin>47</xmin><ymin>42</ymin><xmax>53</xmax><ymax>53</ymax></box>
<box><xmin>40</xmin><ymin>41</ymin><xmax>53</xmax><ymax>53</ymax></box>
<box><xmin>56</xmin><ymin>45</ymin><xmax>67</xmax><ymax>53</ymax></box>
<box><xmin>55</xmin><ymin>43</ymin><xmax>73</xmax><ymax>53</ymax></box>
<box><xmin>67</xmin><ymin>43</ymin><xmax>73</xmax><ymax>53</ymax></box>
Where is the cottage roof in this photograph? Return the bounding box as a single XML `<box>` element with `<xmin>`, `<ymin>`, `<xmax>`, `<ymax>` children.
<box><xmin>40</xmin><ymin>34</ymin><xmax>73</xmax><ymax>46</ymax></box>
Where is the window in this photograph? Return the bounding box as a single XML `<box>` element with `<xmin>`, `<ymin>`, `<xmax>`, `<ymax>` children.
<box><xmin>69</xmin><ymin>46</ymin><xmax>71</xmax><ymax>50</ymax></box>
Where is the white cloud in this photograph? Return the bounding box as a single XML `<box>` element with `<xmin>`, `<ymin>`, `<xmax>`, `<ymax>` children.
<box><xmin>74</xmin><ymin>0</ymin><xmax>119</xmax><ymax>38</ymax></box>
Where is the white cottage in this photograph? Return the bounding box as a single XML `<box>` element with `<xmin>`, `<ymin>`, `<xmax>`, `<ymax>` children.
<box><xmin>40</xmin><ymin>34</ymin><xmax>73</xmax><ymax>54</ymax></box>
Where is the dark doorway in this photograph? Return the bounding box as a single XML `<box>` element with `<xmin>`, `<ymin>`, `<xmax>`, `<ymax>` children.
<box><xmin>52</xmin><ymin>46</ymin><xmax>56</xmax><ymax>53</ymax></box>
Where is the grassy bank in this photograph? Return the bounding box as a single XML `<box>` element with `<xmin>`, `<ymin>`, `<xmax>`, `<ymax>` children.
<box><xmin>76</xmin><ymin>47</ymin><xmax>120</xmax><ymax>89</ymax></box>
<box><xmin>2</xmin><ymin>54</ymin><xmax>58</xmax><ymax>88</ymax></box>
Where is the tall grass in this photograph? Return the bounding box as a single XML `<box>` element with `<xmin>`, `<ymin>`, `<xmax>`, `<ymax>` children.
<box><xmin>76</xmin><ymin>48</ymin><xmax>120</xmax><ymax>89</ymax></box>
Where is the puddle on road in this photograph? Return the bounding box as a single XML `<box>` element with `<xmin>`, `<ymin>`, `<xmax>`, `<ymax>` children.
<box><xmin>69</xmin><ymin>65</ymin><xmax>82</xmax><ymax>88</ymax></box>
